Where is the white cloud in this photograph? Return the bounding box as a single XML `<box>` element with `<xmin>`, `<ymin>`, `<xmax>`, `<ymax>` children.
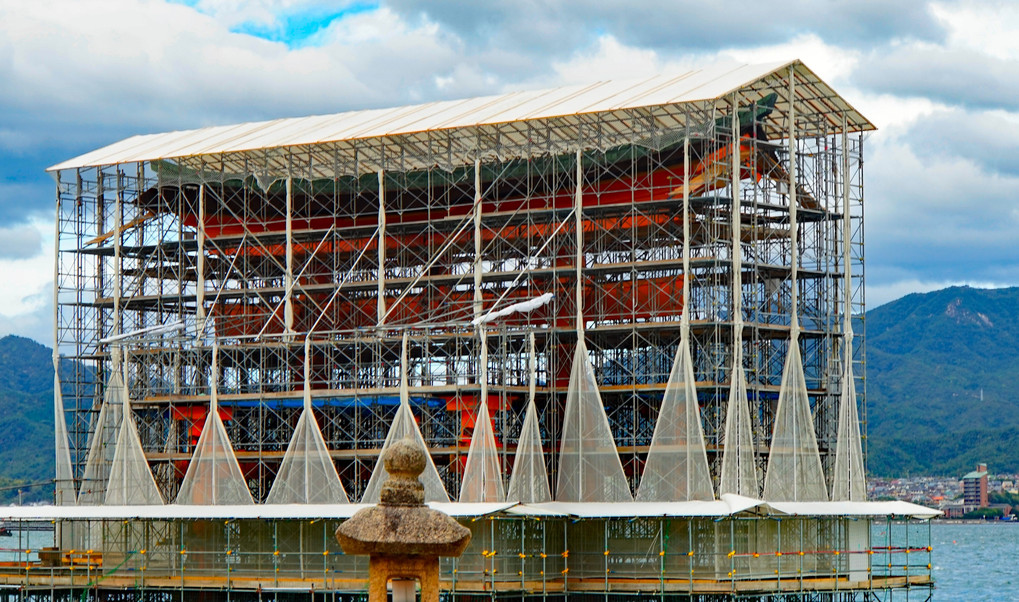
<box><xmin>0</xmin><ymin>279</ymin><xmax>53</xmax><ymax>345</ymax></box>
<box><xmin>719</xmin><ymin>33</ymin><xmax>859</xmax><ymax>84</ymax></box>
<box><xmin>0</xmin><ymin>1</ymin><xmax>461</xmax><ymax>142</ymax></box>
<box><xmin>931</xmin><ymin>0</ymin><xmax>1019</xmax><ymax>61</ymax></box>
<box><xmin>844</xmin><ymin>92</ymin><xmax>938</xmax><ymax>133</ymax></box>
<box><xmin>508</xmin><ymin>35</ymin><xmax>700</xmax><ymax>91</ymax></box>
<box><xmin>0</xmin><ymin>263</ymin><xmax>49</xmax><ymax>316</ymax></box>
<box><xmin>0</xmin><ymin>225</ymin><xmax>43</xmax><ymax>259</ymax></box>
<box><xmin>863</xmin><ymin>130</ymin><xmax>1019</xmax><ymax>303</ymax></box>
<box><xmin>1</xmin><ymin>0</ymin><xmax>1018</xmax><ymax>336</ymax></box>
<box><xmin>188</xmin><ymin>0</ymin><xmax>337</xmax><ymax>28</ymax></box>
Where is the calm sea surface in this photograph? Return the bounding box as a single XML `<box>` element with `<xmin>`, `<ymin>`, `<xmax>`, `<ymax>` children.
<box><xmin>0</xmin><ymin>527</ymin><xmax>53</xmax><ymax>562</ymax></box>
<box><xmin>0</xmin><ymin>521</ymin><xmax>1013</xmax><ymax>599</ymax></box>
<box><xmin>929</xmin><ymin>521</ymin><xmax>1019</xmax><ymax>600</ymax></box>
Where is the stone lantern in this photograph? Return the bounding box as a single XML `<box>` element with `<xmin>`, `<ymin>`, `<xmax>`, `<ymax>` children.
<box><xmin>336</xmin><ymin>438</ymin><xmax>471</xmax><ymax>602</ymax></box>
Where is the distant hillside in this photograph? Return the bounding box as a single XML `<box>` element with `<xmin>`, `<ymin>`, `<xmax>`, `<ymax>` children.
<box><xmin>0</xmin><ymin>335</ymin><xmax>59</xmax><ymax>503</ymax></box>
<box><xmin>865</xmin><ymin>286</ymin><xmax>1019</xmax><ymax>477</ymax></box>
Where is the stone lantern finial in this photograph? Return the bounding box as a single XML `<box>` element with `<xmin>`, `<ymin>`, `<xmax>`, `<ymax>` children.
<box><xmin>380</xmin><ymin>438</ymin><xmax>426</xmax><ymax>506</ymax></box>
<box><xmin>336</xmin><ymin>438</ymin><xmax>471</xmax><ymax>602</ymax></box>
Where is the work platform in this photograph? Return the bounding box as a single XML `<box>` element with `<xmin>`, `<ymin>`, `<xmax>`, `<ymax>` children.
<box><xmin>0</xmin><ymin>500</ymin><xmax>935</xmax><ymax>601</ymax></box>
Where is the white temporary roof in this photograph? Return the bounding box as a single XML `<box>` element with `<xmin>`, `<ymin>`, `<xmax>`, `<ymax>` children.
<box><xmin>504</xmin><ymin>497</ymin><xmax>940</xmax><ymax>519</ymax></box>
<box><xmin>0</xmin><ymin>499</ymin><xmax>938</xmax><ymax>521</ymax></box>
<box><xmin>49</xmin><ymin>59</ymin><xmax>873</xmax><ymax>174</ymax></box>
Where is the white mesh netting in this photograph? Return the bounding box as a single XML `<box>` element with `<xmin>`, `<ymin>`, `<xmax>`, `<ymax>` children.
<box><xmin>831</xmin><ymin>334</ymin><xmax>866</xmax><ymax>501</ymax></box>
<box><xmin>266</xmin><ymin>407</ymin><xmax>350</xmax><ymax>504</ymax></box>
<box><xmin>506</xmin><ymin>334</ymin><xmax>551</xmax><ymax>503</ymax></box>
<box><xmin>506</xmin><ymin>398</ymin><xmax>551</xmax><ymax>503</ymax></box>
<box><xmin>176</xmin><ymin>347</ymin><xmax>253</xmax><ymax>505</ymax></box>
<box><xmin>361</xmin><ymin>334</ymin><xmax>450</xmax><ymax>504</ymax></box>
<box><xmin>719</xmin><ymin>357</ymin><xmax>760</xmax><ymax>498</ymax></box>
<box><xmin>105</xmin><ymin>396</ymin><xmax>163</xmax><ymax>505</ymax></box>
<box><xmin>266</xmin><ymin>340</ymin><xmax>349</xmax><ymax>504</ymax></box>
<box><xmin>459</xmin><ymin>330</ymin><xmax>505</xmax><ymax>503</ymax></box>
<box><xmin>831</xmin><ymin>173</ymin><xmax>867</xmax><ymax>502</ymax></box>
<box><xmin>635</xmin><ymin>331</ymin><xmax>713</xmax><ymax>501</ymax></box>
<box><xmin>53</xmin><ymin>357</ymin><xmax>76</xmax><ymax>506</ymax></box>
<box><xmin>763</xmin><ymin>342</ymin><xmax>828</xmax><ymax>502</ymax></box>
<box><xmin>459</xmin><ymin>398</ymin><xmax>505</xmax><ymax>502</ymax></box>
<box><xmin>153</xmin><ymin>419</ymin><xmax>178</xmax><ymax>495</ymax></box>
<box><xmin>77</xmin><ymin>371</ymin><xmax>126</xmax><ymax>505</ymax></box>
<box><xmin>175</xmin><ymin>409</ymin><xmax>253</xmax><ymax>505</ymax></box>
<box><xmin>556</xmin><ymin>338</ymin><xmax>632</xmax><ymax>503</ymax></box>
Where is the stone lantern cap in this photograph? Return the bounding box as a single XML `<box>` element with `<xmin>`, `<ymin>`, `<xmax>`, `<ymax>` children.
<box><xmin>336</xmin><ymin>438</ymin><xmax>471</xmax><ymax>557</ymax></box>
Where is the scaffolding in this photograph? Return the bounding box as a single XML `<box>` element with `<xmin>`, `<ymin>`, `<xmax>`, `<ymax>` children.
<box><xmin>35</xmin><ymin>60</ymin><xmax>929</xmax><ymax>600</ymax></box>
<box><xmin>0</xmin><ymin>506</ymin><xmax>934</xmax><ymax>602</ymax></box>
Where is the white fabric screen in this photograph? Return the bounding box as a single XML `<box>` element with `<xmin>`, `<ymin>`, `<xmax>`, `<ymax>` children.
<box><xmin>175</xmin><ymin>346</ymin><xmax>253</xmax><ymax>505</ymax></box>
<box><xmin>175</xmin><ymin>409</ymin><xmax>253</xmax><ymax>505</ymax></box>
<box><xmin>266</xmin><ymin>339</ymin><xmax>349</xmax><ymax>504</ymax></box>
<box><xmin>105</xmin><ymin>397</ymin><xmax>163</xmax><ymax>505</ymax></box>
<box><xmin>506</xmin><ymin>398</ymin><xmax>551</xmax><ymax>503</ymax></box>
<box><xmin>635</xmin><ymin>331</ymin><xmax>713</xmax><ymax>501</ymax></box>
<box><xmin>266</xmin><ymin>407</ymin><xmax>349</xmax><ymax>504</ymax></box>
<box><xmin>719</xmin><ymin>359</ymin><xmax>760</xmax><ymax>498</ymax></box>
<box><xmin>458</xmin><ymin>398</ymin><xmax>505</xmax><ymax>502</ymax></box>
<box><xmin>831</xmin><ymin>338</ymin><xmax>866</xmax><ymax>501</ymax></box>
<box><xmin>77</xmin><ymin>371</ymin><xmax>126</xmax><ymax>505</ymax></box>
<box><xmin>53</xmin><ymin>357</ymin><xmax>77</xmax><ymax>506</ymax></box>
<box><xmin>506</xmin><ymin>333</ymin><xmax>551</xmax><ymax>503</ymax></box>
<box><xmin>763</xmin><ymin>343</ymin><xmax>828</xmax><ymax>502</ymax></box>
<box><xmin>555</xmin><ymin>339</ymin><xmax>631</xmax><ymax>503</ymax></box>
<box><xmin>361</xmin><ymin>333</ymin><xmax>450</xmax><ymax>503</ymax></box>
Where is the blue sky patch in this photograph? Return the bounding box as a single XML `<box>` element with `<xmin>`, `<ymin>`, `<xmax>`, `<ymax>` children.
<box><xmin>166</xmin><ymin>1</ymin><xmax>379</xmax><ymax>47</ymax></box>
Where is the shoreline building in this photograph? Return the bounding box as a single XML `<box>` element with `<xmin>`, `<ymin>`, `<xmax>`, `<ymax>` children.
<box><xmin>2</xmin><ymin>60</ymin><xmax>937</xmax><ymax>601</ymax></box>
<box><xmin>963</xmin><ymin>463</ymin><xmax>990</xmax><ymax>508</ymax></box>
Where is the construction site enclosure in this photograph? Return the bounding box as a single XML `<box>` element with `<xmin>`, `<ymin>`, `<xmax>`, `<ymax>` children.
<box><xmin>36</xmin><ymin>61</ymin><xmax>935</xmax><ymax>601</ymax></box>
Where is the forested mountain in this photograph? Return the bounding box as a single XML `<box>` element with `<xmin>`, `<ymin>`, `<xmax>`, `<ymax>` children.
<box><xmin>865</xmin><ymin>286</ymin><xmax>1019</xmax><ymax>476</ymax></box>
<box><xmin>0</xmin><ymin>335</ymin><xmax>59</xmax><ymax>503</ymax></box>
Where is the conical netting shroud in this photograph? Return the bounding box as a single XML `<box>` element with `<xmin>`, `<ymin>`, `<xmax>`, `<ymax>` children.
<box><xmin>175</xmin><ymin>409</ymin><xmax>254</xmax><ymax>505</ymax></box>
<box><xmin>266</xmin><ymin>406</ymin><xmax>349</xmax><ymax>504</ymax></box>
<box><xmin>506</xmin><ymin>398</ymin><xmax>551</xmax><ymax>503</ymax></box>
<box><xmin>635</xmin><ymin>333</ymin><xmax>713</xmax><ymax>501</ymax></box>
<box><xmin>459</xmin><ymin>398</ymin><xmax>505</xmax><ymax>502</ymax></box>
<box><xmin>556</xmin><ymin>339</ymin><xmax>632</xmax><ymax>503</ymax></box>
<box><xmin>719</xmin><ymin>361</ymin><xmax>760</xmax><ymax>498</ymax></box>
<box><xmin>763</xmin><ymin>342</ymin><xmax>828</xmax><ymax>502</ymax></box>
<box><xmin>77</xmin><ymin>371</ymin><xmax>127</xmax><ymax>505</ymax></box>
<box><xmin>105</xmin><ymin>400</ymin><xmax>163</xmax><ymax>505</ymax></box>
<box><xmin>361</xmin><ymin>399</ymin><xmax>451</xmax><ymax>503</ymax></box>
<box><xmin>361</xmin><ymin>334</ymin><xmax>450</xmax><ymax>503</ymax></box>
<box><xmin>506</xmin><ymin>332</ymin><xmax>551</xmax><ymax>504</ymax></box>
<box><xmin>831</xmin><ymin>341</ymin><xmax>866</xmax><ymax>501</ymax></box>
<box><xmin>53</xmin><ymin>358</ymin><xmax>76</xmax><ymax>506</ymax></box>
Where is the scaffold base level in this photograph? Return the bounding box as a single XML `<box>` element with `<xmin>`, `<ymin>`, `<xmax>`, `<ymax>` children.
<box><xmin>0</xmin><ymin>576</ymin><xmax>933</xmax><ymax>602</ymax></box>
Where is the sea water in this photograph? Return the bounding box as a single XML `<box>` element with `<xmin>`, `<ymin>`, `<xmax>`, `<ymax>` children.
<box><xmin>930</xmin><ymin>522</ymin><xmax>1019</xmax><ymax>600</ymax></box>
<box><xmin>0</xmin><ymin>527</ymin><xmax>53</xmax><ymax>563</ymax></box>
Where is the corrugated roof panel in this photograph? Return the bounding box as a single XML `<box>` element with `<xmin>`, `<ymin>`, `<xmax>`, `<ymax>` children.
<box><xmin>48</xmin><ymin>59</ymin><xmax>875</xmax><ymax>171</ymax></box>
<box><xmin>155</xmin><ymin>120</ymin><xmax>281</xmax><ymax>161</ymax></box>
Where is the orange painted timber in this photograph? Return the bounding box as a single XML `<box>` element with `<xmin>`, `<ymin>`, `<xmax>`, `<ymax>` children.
<box><xmin>212</xmin><ymin>274</ymin><xmax>684</xmax><ymax>336</ymax></box>
<box><xmin>186</xmin><ymin>146</ymin><xmax>768</xmax><ymax>242</ymax></box>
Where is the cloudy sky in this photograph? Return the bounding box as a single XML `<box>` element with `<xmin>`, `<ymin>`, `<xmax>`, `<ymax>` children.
<box><xmin>1</xmin><ymin>0</ymin><xmax>1017</xmax><ymax>345</ymax></box>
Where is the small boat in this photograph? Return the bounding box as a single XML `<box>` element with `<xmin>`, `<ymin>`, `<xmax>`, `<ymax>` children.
<box><xmin>0</xmin><ymin>526</ymin><xmax>11</xmax><ymax>537</ymax></box>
